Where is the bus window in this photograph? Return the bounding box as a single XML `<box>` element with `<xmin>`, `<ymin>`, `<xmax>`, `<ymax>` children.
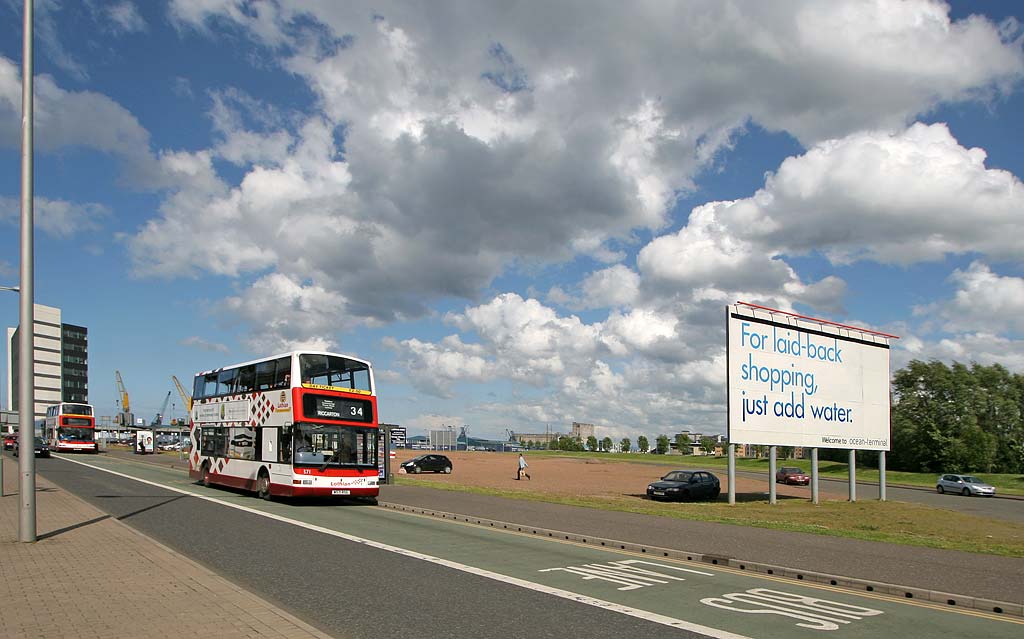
<box><xmin>236</xmin><ymin>365</ymin><xmax>256</xmax><ymax>393</ymax></box>
<box><xmin>193</xmin><ymin>375</ymin><xmax>205</xmax><ymax>400</ymax></box>
<box><xmin>217</xmin><ymin>368</ymin><xmax>238</xmax><ymax>396</ymax></box>
<box><xmin>272</xmin><ymin>357</ymin><xmax>291</xmax><ymax>388</ymax></box>
<box><xmin>203</xmin><ymin>373</ymin><xmax>219</xmax><ymax>398</ymax></box>
<box><xmin>255</xmin><ymin>360</ymin><xmax>277</xmax><ymax>390</ymax></box>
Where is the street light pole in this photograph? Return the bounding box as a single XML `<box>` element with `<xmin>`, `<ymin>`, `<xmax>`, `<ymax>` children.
<box><xmin>18</xmin><ymin>0</ymin><xmax>37</xmax><ymax>543</ymax></box>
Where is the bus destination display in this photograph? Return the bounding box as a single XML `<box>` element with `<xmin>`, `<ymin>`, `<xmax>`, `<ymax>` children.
<box><xmin>303</xmin><ymin>394</ymin><xmax>372</xmax><ymax>423</ymax></box>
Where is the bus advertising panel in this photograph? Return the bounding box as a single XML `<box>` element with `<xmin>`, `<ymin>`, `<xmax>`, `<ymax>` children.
<box><xmin>726</xmin><ymin>304</ymin><xmax>892</xmax><ymax>450</ymax></box>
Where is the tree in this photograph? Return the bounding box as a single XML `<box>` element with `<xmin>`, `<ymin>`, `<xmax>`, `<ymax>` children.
<box><xmin>620</xmin><ymin>437</ymin><xmax>631</xmax><ymax>453</ymax></box>
<box><xmin>587</xmin><ymin>435</ymin><xmax>598</xmax><ymax>452</ymax></box>
<box><xmin>601</xmin><ymin>436</ymin><xmax>613</xmax><ymax>452</ymax></box>
<box><xmin>700</xmin><ymin>436</ymin><xmax>717</xmax><ymax>455</ymax></box>
<box><xmin>674</xmin><ymin>433</ymin><xmax>691</xmax><ymax>455</ymax></box>
<box><xmin>655</xmin><ymin>434</ymin><xmax>670</xmax><ymax>455</ymax></box>
<box><xmin>637</xmin><ymin>435</ymin><xmax>649</xmax><ymax>453</ymax></box>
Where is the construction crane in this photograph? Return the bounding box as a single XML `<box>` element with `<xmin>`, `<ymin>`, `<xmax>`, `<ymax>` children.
<box><xmin>172</xmin><ymin>375</ymin><xmax>192</xmax><ymax>412</ymax></box>
<box><xmin>114</xmin><ymin>370</ymin><xmax>133</xmax><ymax>427</ymax></box>
<box><xmin>152</xmin><ymin>391</ymin><xmax>171</xmax><ymax>426</ymax></box>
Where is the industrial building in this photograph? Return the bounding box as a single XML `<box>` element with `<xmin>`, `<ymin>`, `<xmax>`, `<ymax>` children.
<box><xmin>5</xmin><ymin>303</ymin><xmax>88</xmax><ymax>423</ymax></box>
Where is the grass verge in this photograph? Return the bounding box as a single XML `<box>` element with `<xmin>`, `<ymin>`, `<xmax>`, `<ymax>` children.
<box><xmin>393</xmin><ymin>476</ymin><xmax>1024</xmax><ymax>558</ymax></box>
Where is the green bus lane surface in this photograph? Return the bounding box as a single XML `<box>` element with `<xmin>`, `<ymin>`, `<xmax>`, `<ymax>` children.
<box><xmin>56</xmin><ymin>453</ymin><xmax>1023</xmax><ymax>639</ymax></box>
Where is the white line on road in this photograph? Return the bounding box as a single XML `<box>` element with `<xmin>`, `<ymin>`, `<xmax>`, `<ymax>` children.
<box><xmin>55</xmin><ymin>454</ymin><xmax>750</xmax><ymax>639</ymax></box>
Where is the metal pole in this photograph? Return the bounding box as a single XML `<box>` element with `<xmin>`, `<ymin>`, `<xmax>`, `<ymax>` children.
<box><xmin>18</xmin><ymin>0</ymin><xmax>36</xmax><ymax>543</ymax></box>
<box><xmin>727</xmin><ymin>443</ymin><xmax>735</xmax><ymax>504</ymax></box>
<box><xmin>878</xmin><ymin>450</ymin><xmax>886</xmax><ymax>502</ymax></box>
<box><xmin>848</xmin><ymin>449</ymin><xmax>856</xmax><ymax>502</ymax></box>
<box><xmin>811</xmin><ymin>447</ymin><xmax>819</xmax><ymax>504</ymax></box>
<box><xmin>768</xmin><ymin>445</ymin><xmax>777</xmax><ymax>504</ymax></box>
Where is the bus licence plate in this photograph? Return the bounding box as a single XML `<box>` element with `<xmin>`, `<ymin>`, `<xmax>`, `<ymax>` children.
<box><xmin>332</xmin><ymin>489</ymin><xmax>350</xmax><ymax>495</ymax></box>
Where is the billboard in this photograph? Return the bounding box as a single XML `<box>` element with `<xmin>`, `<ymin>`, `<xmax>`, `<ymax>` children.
<box><xmin>727</xmin><ymin>304</ymin><xmax>892</xmax><ymax>450</ymax></box>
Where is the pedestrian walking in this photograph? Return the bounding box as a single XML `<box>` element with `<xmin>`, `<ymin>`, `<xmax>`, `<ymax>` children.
<box><xmin>516</xmin><ymin>453</ymin><xmax>530</xmax><ymax>480</ymax></box>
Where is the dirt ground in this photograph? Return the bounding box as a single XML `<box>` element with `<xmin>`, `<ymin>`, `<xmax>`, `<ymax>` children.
<box><xmin>392</xmin><ymin>449</ymin><xmax>821</xmax><ymax>501</ymax></box>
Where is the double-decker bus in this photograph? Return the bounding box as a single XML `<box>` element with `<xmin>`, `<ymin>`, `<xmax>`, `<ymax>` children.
<box><xmin>187</xmin><ymin>351</ymin><xmax>380</xmax><ymax>501</ymax></box>
<box><xmin>44</xmin><ymin>402</ymin><xmax>98</xmax><ymax>453</ymax></box>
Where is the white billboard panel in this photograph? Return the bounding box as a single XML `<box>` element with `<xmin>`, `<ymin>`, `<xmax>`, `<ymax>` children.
<box><xmin>727</xmin><ymin>305</ymin><xmax>891</xmax><ymax>450</ymax></box>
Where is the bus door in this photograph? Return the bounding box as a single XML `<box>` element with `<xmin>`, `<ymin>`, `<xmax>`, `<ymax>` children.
<box><xmin>267</xmin><ymin>426</ymin><xmax>293</xmax><ymax>487</ymax></box>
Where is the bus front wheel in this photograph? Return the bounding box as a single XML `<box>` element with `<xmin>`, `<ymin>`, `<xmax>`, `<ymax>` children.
<box><xmin>256</xmin><ymin>470</ymin><xmax>272</xmax><ymax>500</ymax></box>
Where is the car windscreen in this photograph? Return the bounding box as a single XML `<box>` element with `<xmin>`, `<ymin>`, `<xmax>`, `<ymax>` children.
<box><xmin>961</xmin><ymin>476</ymin><xmax>979</xmax><ymax>483</ymax></box>
<box><xmin>663</xmin><ymin>471</ymin><xmax>692</xmax><ymax>482</ymax></box>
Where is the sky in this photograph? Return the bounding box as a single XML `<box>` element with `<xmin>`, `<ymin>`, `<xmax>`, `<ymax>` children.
<box><xmin>1</xmin><ymin>0</ymin><xmax>1023</xmax><ymax>444</ymax></box>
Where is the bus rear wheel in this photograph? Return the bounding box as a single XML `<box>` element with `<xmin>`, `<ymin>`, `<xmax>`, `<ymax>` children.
<box><xmin>201</xmin><ymin>462</ymin><xmax>212</xmax><ymax>488</ymax></box>
<box><xmin>256</xmin><ymin>470</ymin><xmax>272</xmax><ymax>500</ymax></box>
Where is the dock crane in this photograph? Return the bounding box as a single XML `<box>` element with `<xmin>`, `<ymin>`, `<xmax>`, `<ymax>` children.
<box><xmin>152</xmin><ymin>391</ymin><xmax>171</xmax><ymax>426</ymax></box>
<box><xmin>172</xmin><ymin>375</ymin><xmax>192</xmax><ymax>412</ymax></box>
<box><xmin>114</xmin><ymin>370</ymin><xmax>133</xmax><ymax>427</ymax></box>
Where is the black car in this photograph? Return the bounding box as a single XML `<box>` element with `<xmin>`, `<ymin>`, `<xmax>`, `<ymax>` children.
<box><xmin>401</xmin><ymin>454</ymin><xmax>453</xmax><ymax>474</ymax></box>
<box><xmin>13</xmin><ymin>437</ymin><xmax>50</xmax><ymax>458</ymax></box>
<box><xmin>646</xmin><ymin>470</ymin><xmax>720</xmax><ymax>501</ymax></box>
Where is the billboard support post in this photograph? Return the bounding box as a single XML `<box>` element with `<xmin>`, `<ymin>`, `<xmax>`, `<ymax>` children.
<box><xmin>848</xmin><ymin>449</ymin><xmax>857</xmax><ymax>502</ymax></box>
<box><xmin>879</xmin><ymin>450</ymin><xmax>886</xmax><ymax>502</ymax></box>
<box><xmin>727</xmin><ymin>444</ymin><xmax>735</xmax><ymax>505</ymax></box>
<box><xmin>811</xmin><ymin>447</ymin><xmax>819</xmax><ymax>504</ymax></box>
<box><xmin>768</xmin><ymin>446</ymin><xmax>777</xmax><ymax>504</ymax></box>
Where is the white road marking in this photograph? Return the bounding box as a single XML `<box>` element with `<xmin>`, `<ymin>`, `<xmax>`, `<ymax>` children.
<box><xmin>55</xmin><ymin>454</ymin><xmax>751</xmax><ymax>639</ymax></box>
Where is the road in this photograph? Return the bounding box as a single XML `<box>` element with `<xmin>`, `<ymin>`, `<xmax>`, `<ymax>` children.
<box><xmin>32</xmin><ymin>453</ymin><xmax>1024</xmax><ymax>639</ymax></box>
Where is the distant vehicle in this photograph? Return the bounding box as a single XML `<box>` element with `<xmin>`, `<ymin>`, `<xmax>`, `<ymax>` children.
<box><xmin>646</xmin><ymin>470</ymin><xmax>720</xmax><ymax>501</ymax></box>
<box><xmin>13</xmin><ymin>437</ymin><xmax>50</xmax><ymax>458</ymax></box>
<box><xmin>401</xmin><ymin>454</ymin><xmax>453</xmax><ymax>474</ymax></box>
<box><xmin>3</xmin><ymin>434</ymin><xmax>16</xmax><ymax>450</ymax></box>
<box><xmin>936</xmin><ymin>474</ymin><xmax>996</xmax><ymax>497</ymax></box>
<box><xmin>44</xmin><ymin>402</ymin><xmax>98</xmax><ymax>453</ymax></box>
<box><xmin>775</xmin><ymin>466</ymin><xmax>809</xmax><ymax>485</ymax></box>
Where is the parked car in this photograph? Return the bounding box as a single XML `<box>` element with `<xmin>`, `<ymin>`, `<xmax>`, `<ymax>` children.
<box><xmin>401</xmin><ymin>454</ymin><xmax>453</xmax><ymax>474</ymax></box>
<box><xmin>646</xmin><ymin>470</ymin><xmax>720</xmax><ymax>501</ymax></box>
<box><xmin>936</xmin><ymin>474</ymin><xmax>996</xmax><ymax>497</ymax></box>
<box><xmin>775</xmin><ymin>466</ymin><xmax>810</xmax><ymax>485</ymax></box>
<box><xmin>13</xmin><ymin>437</ymin><xmax>50</xmax><ymax>458</ymax></box>
<box><xmin>3</xmin><ymin>434</ymin><xmax>16</xmax><ymax>450</ymax></box>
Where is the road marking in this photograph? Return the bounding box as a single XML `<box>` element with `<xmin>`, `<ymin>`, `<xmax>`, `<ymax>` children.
<box><xmin>702</xmin><ymin>588</ymin><xmax>884</xmax><ymax>631</ymax></box>
<box><xmin>54</xmin><ymin>454</ymin><xmax>751</xmax><ymax>639</ymax></box>
<box><xmin>54</xmin><ymin>454</ymin><xmax>1024</xmax><ymax>627</ymax></box>
<box><xmin>540</xmin><ymin>559</ymin><xmax>714</xmax><ymax>591</ymax></box>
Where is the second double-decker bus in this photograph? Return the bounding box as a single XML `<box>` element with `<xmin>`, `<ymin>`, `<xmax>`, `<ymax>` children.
<box><xmin>44</xmin><ymin>402</ymin><xmax>98</xmax><ymax>453</ymax></box>
<box><xmin>187</xmin><ymin>351</ymin><xmax>380</xmax><ymax>501</ymax></box>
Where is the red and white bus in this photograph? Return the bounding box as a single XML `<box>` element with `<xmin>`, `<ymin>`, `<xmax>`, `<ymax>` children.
<box><xmin>187</xmin><ymin>351</ymin><xmax>380</xmax><ymax>501</ymax></box>
<box><xmin>44</xmin><ymin>402</ymin><xmax>99</xmax><ymax>453</ymax></box>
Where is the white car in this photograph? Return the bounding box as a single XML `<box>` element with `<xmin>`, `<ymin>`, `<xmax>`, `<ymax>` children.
<box><xmin>936</xmin><ymin>474</ymin><xmax>996</xmax><ymax>497</ymax></box>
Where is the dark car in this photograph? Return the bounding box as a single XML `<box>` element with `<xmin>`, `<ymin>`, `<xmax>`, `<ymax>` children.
<box><xmin>13</xmin><ymin>437</ymin><xmax>50</xmax><ymax>458</ymax></box>
<box><xmin>775</xmin><ymin>466</ymin><xmax>810</xmax><ymax>485</ymax></box>
<box><xmin>401</xmin><ymin>454</ymin><xmax>453</xmax><ymax>474</ymax></box>
<box><xmin>3</xmin><ymin>434</ymin><xmax>16</xmax><ymax>450</ymax></box>
<box><xmin>646</xmin><ymin>470</ymin><xmax>720</xmax><ymax>501</ymax></box>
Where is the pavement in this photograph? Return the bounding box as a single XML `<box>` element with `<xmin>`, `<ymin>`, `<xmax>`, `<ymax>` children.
<box><xmin>2</xmin><ymin>448</ymin><xmax>1021</xmax><ymax>639</ymax></box>
<box><xmin>0</xmin><ymin>453</ymin><xmax>332</xmax><ymax>639</ymax></box>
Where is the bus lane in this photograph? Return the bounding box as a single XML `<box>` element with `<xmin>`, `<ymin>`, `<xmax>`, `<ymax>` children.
<box><xmin>55</xmin><ymin>453</ymin><xmax>1023</xmax><ymax>639</ymax></box>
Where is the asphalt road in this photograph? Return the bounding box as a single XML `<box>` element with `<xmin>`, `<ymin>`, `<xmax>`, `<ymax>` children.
<box><xmin>34</xmin><ymin>455</ymin><xmax>715</xmax><ymax>639</ymax></box>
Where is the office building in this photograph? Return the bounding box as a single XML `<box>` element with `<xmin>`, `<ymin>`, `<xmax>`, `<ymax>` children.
<box><xmin>6</xmin><ymin>303</ymin><xmax>88</xmax><ymax>423</ymax></box>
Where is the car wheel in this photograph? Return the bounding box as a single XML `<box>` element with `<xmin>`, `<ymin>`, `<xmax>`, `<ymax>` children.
<box><xmin>412</xmin><ymin>465</ymin><xmax>421</xmax><ymax>474</ymax></box>
<box><xmin>201</xmin><ymin>462</ymin><xmax>212</xmax><ymax>488</ymax></box>
<box><xmin>937</xmin><ymin>485</ymin><xmax>944</xmax><ymax>494</ymax></box>
<box><xmin>961</xmin><ymin>487</ymin><xmax>970</xmax><ymax>496</ymax></box>
<box><xmin>256</xmin><ymin>469</ymin><xmax>272</xmax><ymax>500</ymax></box>
<box><xmin>443</xmin><ymin>466</ymin><xmax>452</xmax><ymax>474</ymax></box>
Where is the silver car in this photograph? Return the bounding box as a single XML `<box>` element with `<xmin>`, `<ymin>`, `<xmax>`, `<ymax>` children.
<box><xmin>936</xmin><ymin>474</ymin><xmax>996</xmax><ymax>497</ymax></box>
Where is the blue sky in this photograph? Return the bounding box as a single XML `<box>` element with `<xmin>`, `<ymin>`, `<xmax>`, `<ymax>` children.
<box><xmin>1</xmin><ymin>1</ymin><xmax>1022</xmax><ymax>443</ymax></box>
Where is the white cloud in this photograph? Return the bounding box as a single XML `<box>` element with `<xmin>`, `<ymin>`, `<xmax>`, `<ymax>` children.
<box><xmin>920</xmin><ymin>262</ymin><xmax>1024</xmax><ymax>334</ymax></box>
<box><xmin>104</xmin><ymin>1</ymin><xmax>147</xmax><ymax>34</ymax></box>
<box><xmin>0</xmin><ymin>196</ymin><xmax>109</xmax><ymax>237</ymax></box>
<box><xmin>581</xmin><ymin>265</ymin><xmax>640</xmax><ymax>309</ymax></box>
<box><xmin>179</xmin><ymin>336</ymin><xmax>229</xmax><ymax>353</ymax></box>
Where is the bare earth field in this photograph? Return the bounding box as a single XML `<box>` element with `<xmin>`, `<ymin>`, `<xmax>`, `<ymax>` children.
<box><xmin>393</xmin><ymin>449</ymin><xmax>816</xmax><ymax>500</ymax></box>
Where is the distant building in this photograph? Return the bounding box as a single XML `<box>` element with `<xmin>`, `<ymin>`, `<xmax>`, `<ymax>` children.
<box><xmin>571</xmin><ymin>422</ymin><xmax>595</xmax><ymax>440</ymax></box>
<box><xmin>514</xmin><ymin>431</ymin><xmax>561</xmax><ymax>445</ymax></box>
<box><xmin>6</xmin><ymin>303</ymin><xmax>88</xmax><ymax>422</ymax></box>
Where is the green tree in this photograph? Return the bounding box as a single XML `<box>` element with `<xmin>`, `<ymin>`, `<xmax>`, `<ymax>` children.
<box><xmin>700</xmin><ymin>436</ymin><xmax>717</xmax><ymax>455</ymax></box>
<box><xmin>601</xmin><ymin>436</ymin><xmax>613</xmax><ymax>452</ymax></box>
<box><xmin>620</xmin><ymin>437</ymin><xmax>631</xmax><ymax>453</ymax></box>
<box><xmin>655</xmin><ymin>434</ymin><xmax>670</xmax><ymax>454</ymax></box>
<box><xmin>673</xmin><ymin>433</ymin><xmax>691</xmax><ymax>455</ymax></box>
<box><xmin>637</xmin><ymin>435</ymin><xmax>649</xmax><ymax>453</ymax></box>
<box><xmin>587</xmin><ymin>435</ymin><xmax>598</xmax><ymax>452</ymax></box>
